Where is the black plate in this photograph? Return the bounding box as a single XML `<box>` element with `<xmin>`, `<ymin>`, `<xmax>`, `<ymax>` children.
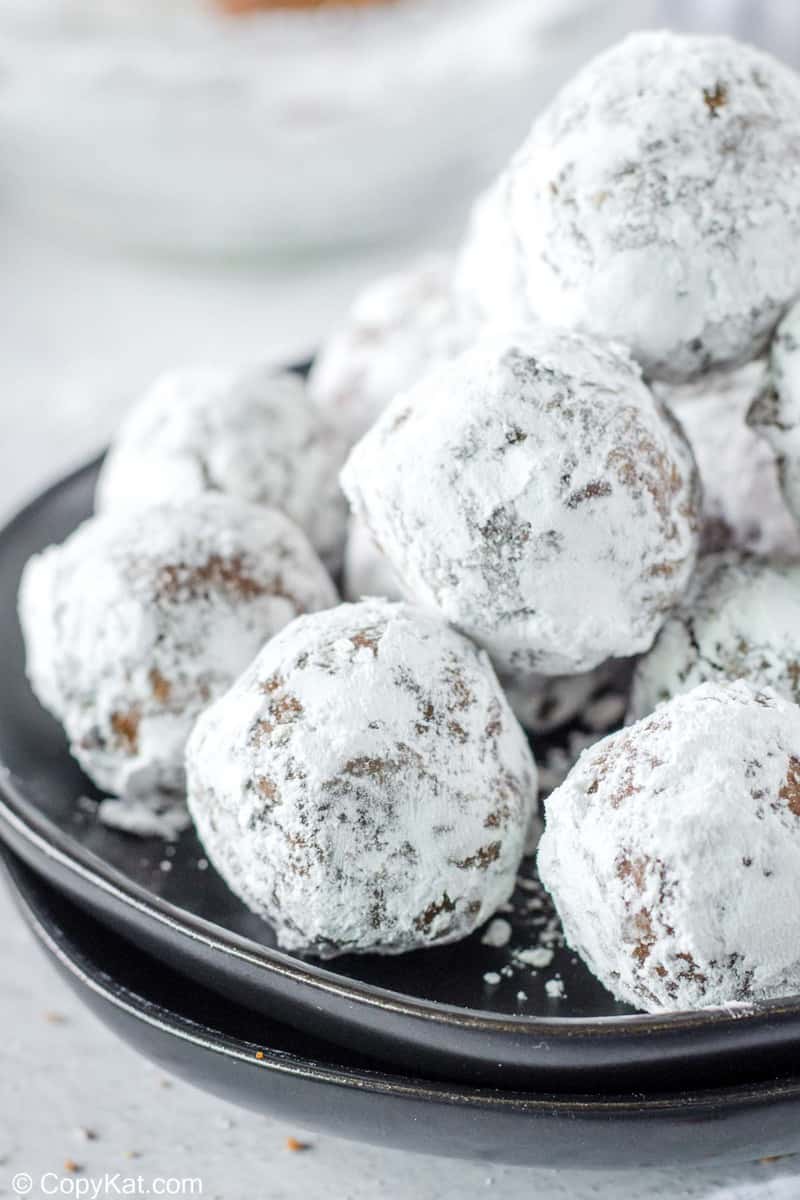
<box><xmin>7</xmin><ymin>843</ymin><xmax>800</xmax><ymax>1171</ymax></box>
<box><xmin>5</xmin><ymin>461</ymin><xmax>800</xmax><ymax>1093</ymax></box>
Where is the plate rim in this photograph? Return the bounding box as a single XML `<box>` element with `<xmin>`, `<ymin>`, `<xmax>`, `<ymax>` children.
<box><xmin>9</xmin><ymin>840</ymin><xmax>800</xmax><ymax>1117</ymax></box>
<box><xmin>4</xmin><ymin>457</ymin><xmax>800</xmax><ymax>1044</ymax></box>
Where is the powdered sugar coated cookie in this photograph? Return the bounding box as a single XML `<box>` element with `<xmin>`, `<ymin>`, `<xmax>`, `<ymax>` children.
<box><xmin>629</xmin><ymin>552</ymin><xmax>800</xmax><ymax>720</ymax></box>
<box><xmin>342</xmin><ymin>515</ymin><xmax>404</xmax><ymax>603</ymax></box>
<box><xmin>187</xmin><ymin>599</ymin><xmax>537</xmax><ymax>957</ymax></box>
<box><xmin>341</xmin><ymin>328</ymin><xmax>701</xmax><ymax>676</ymax></box>
<box><xmin>19</xmin><ymin>494</ymin><xmax>336</xmax><ymax>797</ymax></box>
<box><xmin>495</xmin><ymin>32</ymin><xmax>800</xmax><ymax>381</ymax></box>
<box><xmin>96</xmin><ymin>365</ymin><xmax>349</xmax><ymax>571</ymax></box>
<box><xmin>748</xmin><ymin>300</ymin><xmax>800</xmax><ymax>528</ymax></box>
<box><xmin>539</xmin><ymin>680</ymin><xmax>800</xmax><ymax>1011</ymax></box>
<box><xmin>309</xmin><ymin>256</ymin><xmax>472</xmax><ymax>444</ymax></box>
<box><xmin>658</xmin><ymin>361</ymin><xmax>800</xmax><ymax>556</ymax></box>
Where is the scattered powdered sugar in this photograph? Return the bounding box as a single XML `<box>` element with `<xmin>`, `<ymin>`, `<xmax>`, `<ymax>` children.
<box><xmin>187</xmin><ymin>599</ymin><xmax>537</xmax><ymax>958</ymax></box>
<box><xmin>481</xmin><ymin>917</ymin><xmax>512</xmax><ymax>949</ymax></box>
<box><xmin>97</xmin><ymin>793</ymin><xmax>191</xmax><ymax>840</ymax></box>
<box><xmin>309</xmin><ymin>256</ymin><xmax>472</xmax><ymax>445</ymax></box>
<box><xmin>749</xmin><ymin>299</ymin><xmax>800</xmax><ymax>527</ymax></box>
<box><xmin>545</xmin><ymin>978</ymin><xmax>565</xmax><ymax>999</ymax></box>
<box><xmin>494</xmin><ymin>31</ymin><xmax>800</xmax><ymax>381</ymax></box>
<box><xmin>96</xmin><ymin>365</ymin><xmax>350</xmax><ymax>571</ymax></box>
<box><xmin>515</xmin><ymin>946</ymin><xmax>553</xmax><ymax>969</ymax></box>
<box><xmin>629</xmin><ymin>552</ymin><xmax>800</xmax><ymax>721</ymax></box>
<box><xmin>483</xmin><ymin>971</ymin><xmax>502</xmax><ymax>986</ymax></box>
<box><xmin>19</xmin><ymin>493</ymin><xmax>337</xmax><ymax>799</ymax></box>
<box><xmin>467</xmin><ymin>863</ymin><xmax>568</xmax><ymax>1001</ymax></box>
<box><xmin>538</xmin><ymin>680</ymin><xmax>800</xmax><ymax>1011</ymax></box>
<box><xmin>342</xmin><ymin>328</ymin><xmax>700</xmax><ymax>677</ymax></box>
<box><xmin>657</xmin><ymin>360</ymin><xmax>800</xmax><ymax>557</ymax></box>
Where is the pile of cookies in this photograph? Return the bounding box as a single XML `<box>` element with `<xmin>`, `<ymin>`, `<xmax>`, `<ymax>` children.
<box><xmin>20</xmin><ymin>31</ymin><xmax>800</xmax><ymax>1009</ymax></box>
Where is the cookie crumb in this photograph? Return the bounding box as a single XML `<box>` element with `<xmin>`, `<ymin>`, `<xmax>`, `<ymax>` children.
<box><xmin>480</xmin><ymin>918</ymin><xmax>512</xmax><ymax>948</ymax></box>
<box><xmin>515</xmin><ymin>946</ymin><xmax>553</xmax><ymax>969</ymax></box>
<box><xmin>286</xmin><ymin>1137</ymin><xmax>311</xmax><ymax>1153</ymax></box>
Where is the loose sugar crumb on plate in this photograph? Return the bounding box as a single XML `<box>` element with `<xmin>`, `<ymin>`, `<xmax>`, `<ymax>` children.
<box><xmin>481</xmin><ymin>918</ymin><xmax>512</xmax><ymax>948</ymax></box>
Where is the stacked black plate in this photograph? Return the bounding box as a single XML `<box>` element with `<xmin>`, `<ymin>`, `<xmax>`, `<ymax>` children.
<box><xmin>3</xmin><ymin>460</ymin><xmax>800</xmax><ymax>1168</ymax></box>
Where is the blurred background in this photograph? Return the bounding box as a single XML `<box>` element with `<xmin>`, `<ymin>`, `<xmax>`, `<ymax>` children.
<box><xmin>1</xmin><ymin>0</ymin><xmax>797</xmax><ymax>521</ymax></box>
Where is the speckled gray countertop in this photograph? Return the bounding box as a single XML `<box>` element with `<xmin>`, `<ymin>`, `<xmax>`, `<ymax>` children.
<box><xmin>2</xmin><ymin>222</ymin><xmax>800</xmax><ymax>1200</ymax></box>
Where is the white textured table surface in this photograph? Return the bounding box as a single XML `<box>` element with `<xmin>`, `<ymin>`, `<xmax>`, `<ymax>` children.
<box><xmin>2</xmin><ymin>221</ymin><xmax>800</xmax><ymax>1200</ymax></box>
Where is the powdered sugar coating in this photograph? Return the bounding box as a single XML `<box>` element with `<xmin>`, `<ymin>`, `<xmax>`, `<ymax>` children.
<box><xmin>629</xmin><ymin>552</ymin><xmax>800</xmax><ymax>721</ymax></box>
<box><xmin>748</xmin><ymin>300</ymin><xmax>800</xmax><ymax>526</ymax></box>
<box><xmin>452</xmin><ymin>177</ymin><xmax>529</xmax><ymax>333</ymax></box>
<box><xmin>657</xmin><ymin>361</ymin><xmax>800</xmax><ymax>556</ymax></box>
<box><xmin>309</xmin><ymin>256</ymin><xmax>472</xmax><ymax>444</ymax></box>
<box><xmin>495</xmin><ymin>31</ymin><xmax>800</xmax><ymax>381</ymax></box>
<box><xmin>538</xmin><ymin>680</ymin><xmax>800</xmax><ymax>1011</ymax></box>
<box><xmin>96</xmin><ymin>366</ymin><xmax>349</xmax><ymax>571</ymax></box>
<box><xmin>342</xmin><ymin>515</ymin><xmax>404</xmax><ymax>604</ymax></box>
<box><xmin>186</xmin><ymin>599</ymin><xmax>537</xmax><ymax>958</ymax></box>
<box><xmin>19</xmin><ymin>494</ymin><xmax>337</xmax><ymax>797</ymax></box>
<box><xmin>341</xmin><ymin>328</ymin><xmax>701</xmax><ymax>676</ymax></box>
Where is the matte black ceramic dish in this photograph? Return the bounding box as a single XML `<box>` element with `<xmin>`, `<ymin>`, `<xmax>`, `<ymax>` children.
<box><xmin>7</xmin><ymin>843</ymin><xmax>800</xmax><ymax>1170</ymax></box>
<box><xmin>4</xmin><ymin>461</ymin><xmax>800</xmax><ymax>1094</ymax></box>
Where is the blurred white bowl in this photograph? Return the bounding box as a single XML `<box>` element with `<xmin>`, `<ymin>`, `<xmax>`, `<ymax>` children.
<box><xmin>0</xmin><ymin>0</ymin><xmax>655</xmax><ymax>257</ymax></box>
